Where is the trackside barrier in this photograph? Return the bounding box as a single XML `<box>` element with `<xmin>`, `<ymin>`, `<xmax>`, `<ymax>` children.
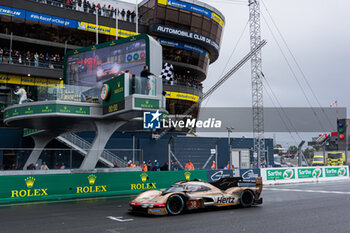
<box><xmin>261</xmin><ymin>166</ymin><xmax>350</xmax><ymax>185</ymax></box>
<box><xmin>0</xmin><ymin>170</ymin><xmax>207</xmax><ymax>204</ymax></box>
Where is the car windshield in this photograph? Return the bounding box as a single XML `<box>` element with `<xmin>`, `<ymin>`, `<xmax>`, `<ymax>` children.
<box><xmin>164</xmin><ymin>184</ymin><xmax>185</xmax><ymax>193</ymax></box>
<box><xmin>164</xmin><ymin>184</ymin><xmax>203</xmax><ymax>193</ymax></box>
<box><xmin>313</xmin><ymin>157</ymin><xmax>323</xmax><ymax>161</ymax></box>
<box><xmin>328</xmin><ymin>153</ymin><xmax>342</xmax><ymax>159</ymax></box>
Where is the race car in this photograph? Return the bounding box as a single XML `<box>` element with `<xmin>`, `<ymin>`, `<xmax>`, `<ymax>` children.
<box><xmin>129</xmin><ymin>177</ymin><xmax>263</xmax><ymax>215</ymax></box>
<box><xmin>96</xmin><ymin>62</ymin><xmax>120</xmax><ymax>82</ymax></box>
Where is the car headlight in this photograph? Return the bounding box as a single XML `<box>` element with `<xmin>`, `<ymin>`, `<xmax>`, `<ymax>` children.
<box><xmin>112</xmin><ymin>65</ymin><xmax>119</xmax><ymax>74</ymax></box>
<box><xmin>141</xmin><ymin>204</ymin><xmax>154</xmax><ymax>208</ymax></box>
<box><xmin>97</xmin><ymin>69</ymin><xmax>103</xmax><ymax>77</ymax></box>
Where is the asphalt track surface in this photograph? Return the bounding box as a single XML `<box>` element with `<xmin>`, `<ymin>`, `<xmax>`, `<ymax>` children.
<box><xmin>1</xmin><ymin>180</ymin><xmax>350</xmax><ymax>233</ymax></box>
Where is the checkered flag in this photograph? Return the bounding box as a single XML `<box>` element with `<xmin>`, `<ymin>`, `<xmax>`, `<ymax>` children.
<box><xmin>160</xmin><ymin>62</ymin><xmax>174</xmax><ymax>81</ymax></box>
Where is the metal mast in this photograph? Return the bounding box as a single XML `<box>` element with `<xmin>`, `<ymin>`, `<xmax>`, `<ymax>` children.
<box><xmin>249</xmin><ymin>0</ymin><xmax>265</xmax><ymax>167</ymax></box>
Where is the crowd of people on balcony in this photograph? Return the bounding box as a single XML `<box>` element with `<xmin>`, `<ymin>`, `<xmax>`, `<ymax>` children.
<box><xmin>163</xmin><ymin>73</ymin><xmax>203</xmax><ymax>90</ymax></box>
<box><xmin>32</xmin><ymin>0</ymin><xmax>139</xmax><ymax>23</ymax></box>
<box><xmin>0</xmin><ymin>47</ymin><xmax>64</xmax><ymax>69</ymax></box>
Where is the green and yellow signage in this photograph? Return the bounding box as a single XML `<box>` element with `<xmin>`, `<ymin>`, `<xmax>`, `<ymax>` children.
<box><xmin>325</xmin><ymin>167</ymin><xmax>348</xmax><ymax>177</ymax></box>
<box><xmin>4</xmin><ymin>104</ymin><xmax>90</xmax><ymax>119</ymax></box>
<box><xmin>266</xmin><ymin>168</ymin><xmax>295</xmax><ymax>180</ymax></box>
<box><xmin>298</xmin><ymin>168</ymin><xmax>322</xmax><ymax>179</ymax></box>
<box><xmin>0</xmin><ymin>170</ymin><xmax>206</xmax><ymax>204</ymax></box>
<box><xmin>102</xmin><ymin>74</ymin><xmax>125</xmax><ymax>115</ymax></box>
<box><xmin>134</xmin><ymin>98</ymin><xmax>159</xmax><ymax>109</ymax></box>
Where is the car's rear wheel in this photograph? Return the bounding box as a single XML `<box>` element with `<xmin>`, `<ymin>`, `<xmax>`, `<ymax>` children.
<box><xmin>240</xmin><ymin>190</ymin><xmax>254</xmax><ymax>208</ymax></box>
<box><xmin>166</xmin><ymin>194</ymin><xmax>184</xmax><ymax>215</ymax></box>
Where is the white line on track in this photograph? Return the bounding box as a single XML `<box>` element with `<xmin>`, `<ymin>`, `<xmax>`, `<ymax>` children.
<box><xmin>265</xmin><ymin>188</ymin><xmax>350</xmax><ymax>195</ymax></box>
<box><xmin>0</xmin><ymin>194</ymin><xmax>134</xmax><ymax>208</ymax></box>
<box><xmin>107</xmin><ymin>216</ymin><xmax>134</xmax><ymax>222</ymax></box>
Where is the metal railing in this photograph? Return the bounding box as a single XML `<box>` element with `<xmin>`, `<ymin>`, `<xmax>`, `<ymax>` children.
<box><xmin>0</xmin><ymin>56</ymin><xmax>64</xmax><ymax>69</ymax></box>
<box><xmin>28</xmin><ymin>0</ymin><xmax>140</xmax><ymax>23</ymax></box>
<box><xmin>58</xmin><ymin>133</ymin><xmax>128</xmax><ymax>167</ymax></box>
<box><xmin>163</xmin><ymin>80</ymin><xmax>203</xmax><ymax>91</ymax></box>
<box><xmin>0</xmin><ymin>147</ymin><xmax>142</xmax><ymax>170</ymax></box>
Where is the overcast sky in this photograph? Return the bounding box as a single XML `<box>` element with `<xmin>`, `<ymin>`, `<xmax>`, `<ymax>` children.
<box><xmin>196</xmin><ymin>0</ymin><xmax>350</xmax><ymax>145</ymax></box>
<box><xmin>122</xmin><ymin>0</ymin><xmax>350</xmax><ymax>145</ymax></box>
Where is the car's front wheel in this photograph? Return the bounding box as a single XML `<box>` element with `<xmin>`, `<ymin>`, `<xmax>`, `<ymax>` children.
<box><xmin>166</xmin><ymin>194</ymin><xmax>184</xmax><ymax>215</ymax></box>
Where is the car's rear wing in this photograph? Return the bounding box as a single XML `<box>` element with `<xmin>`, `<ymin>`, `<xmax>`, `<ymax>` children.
<box><xmin>210</xmin><ymin>177</ymin><xmax>263</xmax><ymax>191</ymax></box>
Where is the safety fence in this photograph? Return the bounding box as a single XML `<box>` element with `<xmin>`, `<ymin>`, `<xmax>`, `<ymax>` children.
<box><xmin>0</xmin><ymin>166</ymin><xmax>348</xmax><ymax>204</ymax></box>
<box><xmin>0</xmin><ymin>170</ymin><xmax>207</xmax><ymax>204</ymax></box>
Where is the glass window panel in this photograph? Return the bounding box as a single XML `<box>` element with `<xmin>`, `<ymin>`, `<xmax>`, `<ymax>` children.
<box><xmin>165</xmin><ymin>8</ymin><xmax>179</xmax><ymax>22</ymax></box>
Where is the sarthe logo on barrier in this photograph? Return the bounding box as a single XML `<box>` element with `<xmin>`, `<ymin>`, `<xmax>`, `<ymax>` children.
<box><xmin>143</xmin><ymin>110</ymin><xmax>161</xmax><ymax>129</ymax></box>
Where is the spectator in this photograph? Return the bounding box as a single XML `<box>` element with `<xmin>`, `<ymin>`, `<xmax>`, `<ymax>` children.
<box><xmin>25</xmin><ymin>51</ymin><xmax>31</xmax><ymax>66</ymax></box>
<box><xmin>152</xmin><ymin>160</ymin><xmax>160</xmax><ymax>171</ymax></box>
<box><xmin>39</xmin><ymin>53</ymin><xmax>44</xmax><ymax>67</ymax></box>
<box><xmin>173</xmin><ymin>161</ymin><xmax>180</xmax><ymax>171</ymax></box>
<box><xmin>0</xmin><ymin>48</ymin><xmax>3</xmax><ymax>62</ymax></box>
<box><xmin>160</xmin><ymin>162</ymin><xmax>168</xmax><ymax>171</ymax></box>
<box><xmin>211</xmin><ymin>160</ymin><xmax>216</xmax><ymax>170</ymax></box>
<box><xmin>184</xmin><ymin>160</ymin><xmax>194</xmax><ymax>171</ymax></box>
<box><xmin>60</xmin><ymin>163</ymin><xmax>66</xmax><ymax>169</ymax></box>
<box><xmin>44</xmin><ymin>53</ymin><xmax>50</xmax><ymax>67</ymax></box>
<box><xmin>142</xmin><ymin>161</ymin><xmax>148</xmax><ymax>172</ymax></box>
<box><xmin>83</xmin><ymin>0</ymin><xmax>88</xmax><ymax>12</ymax></box>
<box><xmin>34</xmin><ymin>52</ymin><xmax>39</xmax><ymax>67</ymax></box>
<box><xmin>121</xmin><ymin>9</ymin><xmax>126</xmax><ymax>20</ymax></box>
<box><xmin>140</xmin><ymin>65</ymin><xmax>154</xmax><ymax>95</ymax></box>
<box><xmin>27</xmin><ymin>163</ymin><xmax>35</xmax><ymax>170</ymax></box>
<box><xmin>41</xmin><ymin>162</ymin><xmax>49</xmax><ymax>170</ymax></box>
<box><xmin>49</xmin><ymin>54</ymin><xmax>55</xmax><ymax>69</ymax></box>
<box><xmin>10</xmin><ymin>164</ymin><xmax>17</xmax><ymax>170</ymax></box>
<box><xmin>113</xmin><ymin>162</ymin><xmax>118</xmax><ymax>168</ymax></box>
<box><xmin>14</xmin><ymin>86</ymin><xmax>27</xmax><ymax>104</ymax></box>
<box><xmin>102</xmin><ymin>4</ymin><xmax>106</xmax><ymax>16</ymax></box>
<box><xmin>127</xmin><ymin>9</ymin><xmax>131</xmax><ymax>22</ymax></box>
<box><xmin>147</xmin><ymin>160</ymin><xmax>152</xmax><ymax>171</ymax></box>
<box><xmin>54</xmin><ymin>163</ymin><xmax>60</xmax><ymax>169</ymax></box>
<box><xmin>131</xmin><ymin>11</ymin><xmax>136</xmax><ymax>23</ymax></box>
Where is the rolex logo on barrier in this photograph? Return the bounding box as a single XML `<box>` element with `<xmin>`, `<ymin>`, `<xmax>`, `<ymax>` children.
<box><xmin>25</xmin><ymin>176</ymin><xmax>35</xmax><ymax>188</ymax></box>
<box><xmin>76</xmin><ymin>175</ymin><xmax>107</xmax><ymax>194</ymax></box>
<box><xmin>130</xmin><ymin>173</ymin><xmax>157</xmax><ymax>190</ymax></box>
<box><xmin>11</xmin><ymin>177</ymin><xmax>48</xmax><ymax>198</ymax></box>
<box><xmin>184</xmin><ymin>172</ymin><xmax>191</xmax><ymax>180</ymax></box>
<box><xmin>88</xmin><ymin>174</ymin><xmax>97</xmax><ymax>185</ymax></box>
<box><xmin>140</xmin><ymin>173</ymin><xmax>148</xmax><ymax>182</ymax></box>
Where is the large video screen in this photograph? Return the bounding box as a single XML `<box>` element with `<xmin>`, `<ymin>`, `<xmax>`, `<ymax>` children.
<box><xmin>66</xmin><ymin>39</ymin><xmax>146</xmax><ymax>86</ymax></box>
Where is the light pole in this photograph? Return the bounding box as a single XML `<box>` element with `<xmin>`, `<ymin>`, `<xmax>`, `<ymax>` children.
<box><xmin>226</xmin><ymin>127</ymin><xmax>234</xmax><ymax>169</ymax></box>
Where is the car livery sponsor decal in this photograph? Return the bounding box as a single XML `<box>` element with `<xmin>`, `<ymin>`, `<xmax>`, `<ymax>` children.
<box><xmin>216</xmin><ymin>196</ymin><xmax>235</xmax><ymax>205</ymax></box>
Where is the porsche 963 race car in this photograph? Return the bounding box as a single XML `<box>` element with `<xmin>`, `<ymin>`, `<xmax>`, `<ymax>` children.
<box><xmin>129</xmin><ymin>177</ymin><xmax>263</xmax><ymax>215</ymax></box>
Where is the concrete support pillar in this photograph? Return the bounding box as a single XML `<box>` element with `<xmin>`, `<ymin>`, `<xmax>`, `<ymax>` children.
<box><xmin>80</xmin><ymin>120</ymin><xmax>126</xmax><ymax>170</ymax></box>
<box><xmin>23</xmin><ymin>133</ymin><xmax>57</xmax><ymax>170</ymax></box>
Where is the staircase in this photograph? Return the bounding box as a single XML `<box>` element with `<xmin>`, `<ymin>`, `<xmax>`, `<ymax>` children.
<box><xmin>56</xmin><ymin>133</ymin><xmax>127</xmax><ymax>167</ymax></box>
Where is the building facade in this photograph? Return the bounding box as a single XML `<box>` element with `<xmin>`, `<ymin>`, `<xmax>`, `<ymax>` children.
<box><xmin>0</xmin><ymin>0</ymin><xmax>275</xmax><ymax>170</ymax></box>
